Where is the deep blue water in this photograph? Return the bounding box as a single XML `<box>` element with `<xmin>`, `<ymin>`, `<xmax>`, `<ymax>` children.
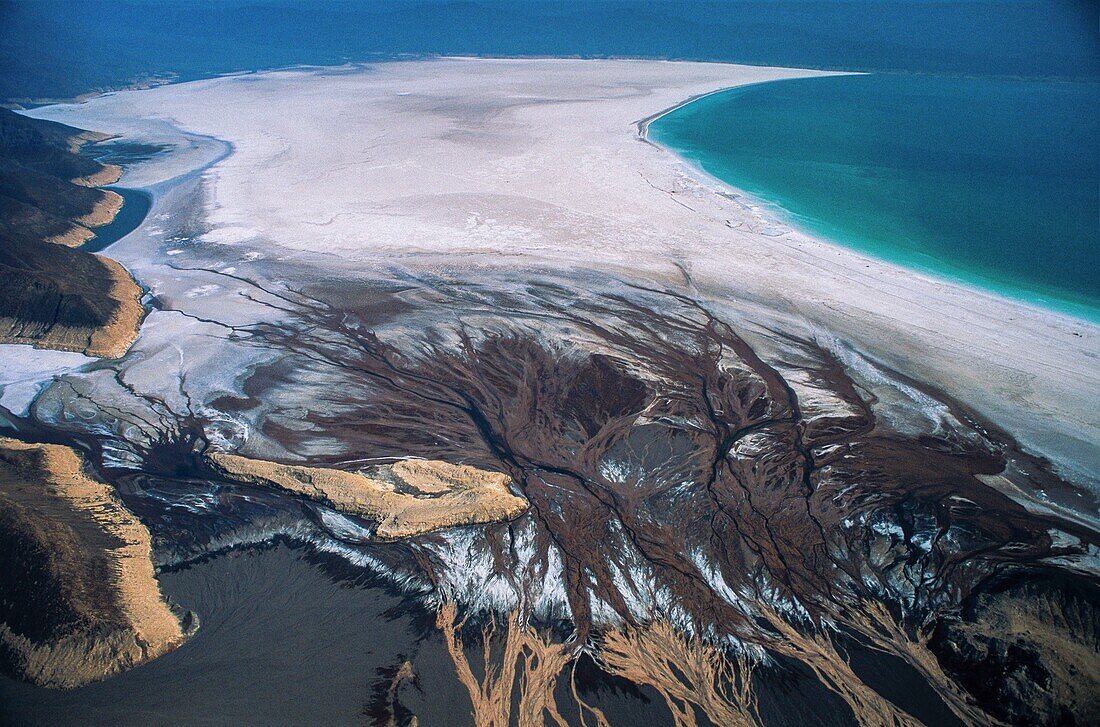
<box><xmin>649</xmin><ymin>75</ymin><xmax>1100</xmax><ymax>319</ymax></box>
<box><xmin>2</xmin><ymin>0</ymin><xmax>1097</xmax><ymax>313</ymax></box>
<box><xmin>1</xmin><ymin>1</ymin><xmax>1096</xmax><ymax>102</ymax></box>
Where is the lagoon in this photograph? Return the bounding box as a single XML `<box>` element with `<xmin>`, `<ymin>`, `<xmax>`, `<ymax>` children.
<box><xmin>648</xmin><ymin>74</ymin><xmax>1100</xmax><ymax>319</ymax></box>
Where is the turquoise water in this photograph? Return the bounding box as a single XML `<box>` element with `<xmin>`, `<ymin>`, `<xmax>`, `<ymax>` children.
<box><xmin>3</xmin><ymin>2</ymin><xmax>1097</xmax><ymax>316</ymax></box>
<box><xmin>649</xmin><ymin>74</ymin><xmax>1100</xmax><ymax>319</ymax></box>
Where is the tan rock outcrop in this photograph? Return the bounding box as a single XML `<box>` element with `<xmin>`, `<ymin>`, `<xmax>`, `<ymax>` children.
<box><xmin>0</xmin><ymin>248</ymin><xmax>145</xmax><ymax>358</ymax></box>
<box><xmin>208</xmin><ymin>454</ymin><xmax>528</xmax><ymax>539</ymax></box>
<box><xmin>46</xmin><ymin>222</ymin><xmax>94</xmax><ymax>248</ymax></box>
<box><xmin>84</xmin><ymin>256</ymin><xmax>146</xmax><ymax>358</ymax></box>
<box><xmin>74</xmin><ymin>188</ymin><xmax>123</xmax><ymax>228</ymax></box>
<box><xmin>72</xmin><ymin>162</ymin><xmax>122</xmax><ymax>188</ymax></box>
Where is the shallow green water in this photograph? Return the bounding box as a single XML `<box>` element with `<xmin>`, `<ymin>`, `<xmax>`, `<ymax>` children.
<box><xmin>649</xmin><ymin>74</ymin><xmax>1100</xmax><ymax>320</ymax></box>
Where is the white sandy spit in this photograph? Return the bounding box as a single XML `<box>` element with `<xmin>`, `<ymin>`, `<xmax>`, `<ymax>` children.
<box><xmin>18</xmin><ymin>58</ymin><xmax>1099</xmax><ymax>490</ymax></box>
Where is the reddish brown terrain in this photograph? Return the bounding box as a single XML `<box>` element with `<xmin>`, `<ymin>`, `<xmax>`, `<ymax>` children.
<box><xmin>42</xmin><ymin>267</ymin><xmax>1093</xmax><ymax>725</ymax></box>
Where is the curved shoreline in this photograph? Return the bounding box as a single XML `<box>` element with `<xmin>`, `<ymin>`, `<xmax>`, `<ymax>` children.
<box><xmin>641</xmin><ymin>78</ymin><xmax>1100</xmax><ymax>324</ymax></box>
<box><xmin>633</xmin><ymin>75</ymin><xmax>855</xmax><ymax>138</ymax></box>
<box><xmin>79</xmin><ymin>187</ymin><xmax>152</xmax><ymax>253</ymax></box>
<box><xmin>47</xmin><ymin>58</ymin><xmax>1094</xmax><ymax>322</ymax></box>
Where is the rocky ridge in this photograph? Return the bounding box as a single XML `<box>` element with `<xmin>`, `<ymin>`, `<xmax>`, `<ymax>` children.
<box><xmin>208</xmin><ymin>453</ymin><xmax>528</xmax><ymax>540</ymax></box>
<box><xmin>0</xmin><ymin>437</ymin><xmax>190</xmax><ymax>688</ymax></box>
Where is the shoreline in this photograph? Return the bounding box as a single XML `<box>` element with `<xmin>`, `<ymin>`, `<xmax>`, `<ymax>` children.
<box><xmin>639</xmin><ymin>83</ymin><xmax>1100</xmax><ymax>325</ymax></box>
<box><xmin>632</xmin><ymin>75</ymin><xmax>854</xmax><ymax>138</ymax></box>
<box><xmin>79</xmin><ymin>187</ymin><xmax>153</xmax><ymax>253</ymax></box>
<box><xmin>28</xmin><ymin>58</ymin><xmax>1098</xmax><ymax>325</ymax></box>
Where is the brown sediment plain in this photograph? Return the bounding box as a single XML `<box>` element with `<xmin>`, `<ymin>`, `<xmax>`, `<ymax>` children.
<box><xmin>208</xmin><ymin>454</ymin><xmax>528</xmax><ymax>539</ymax></box>
<box><xmin>0</xmin><ymin>108</ymin><xmax>145</xmax><ymax>358</ymax></box>
<box><xmin>227</xmin><ymin>272</ymin><xmax>1097</xmax><ymax>725</ymax></box>
<box><xmin>596</xmin><ymin>620</ymin><xmax>758</xmax><ymax>727</ymax></box>
<box><xmin>434</xmin><ymin>603</ymin><xmax>761</xmax><ymax>727</ymax></box>
<box><xmin>0</xmin><ymin>437</ymin><xmax>188</xmax><ymax>689</ymax></box>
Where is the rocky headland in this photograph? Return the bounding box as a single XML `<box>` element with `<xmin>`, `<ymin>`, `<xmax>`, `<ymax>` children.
<box><xmin>0</xmin><ymin>108</ymin><xmax>143</xmax><ymax>358</ymax></box>
<box><xmin>208</xmin><ymin>454</ymin><xmax>528</xmax><ymax>540</ymax></box>
<box><xmin>0</xmin><ymin>437</ymin><xmax>190</xmax><ymax>689</ymax></box>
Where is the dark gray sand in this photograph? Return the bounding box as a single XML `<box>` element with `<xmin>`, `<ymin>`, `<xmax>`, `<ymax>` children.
<box><xmin>0</xmin><ymin>543</ymin><xmax>721</xmax><ymax>727</ymax></box>
<box><xmin>0</xmin><ymin>544</ymin><xmax>461</xmax><ymax>726</ymax></box>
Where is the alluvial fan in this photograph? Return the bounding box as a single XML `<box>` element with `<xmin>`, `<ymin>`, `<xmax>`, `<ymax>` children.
<box><xmin>19</xmin><ymin>268</ymin><xmax>1099</xmax><ymax>726</ymax></box>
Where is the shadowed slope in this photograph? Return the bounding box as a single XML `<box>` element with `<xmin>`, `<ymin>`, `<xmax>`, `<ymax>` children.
<box><xmin>0</xmin><ymin>108</ymin><xmax>143</xmax><ymax>357</ymax></box>
<box><xmin>0</xmin><ymin>437</ymin><xmax>189</xmax><ymax>688</ymax></box>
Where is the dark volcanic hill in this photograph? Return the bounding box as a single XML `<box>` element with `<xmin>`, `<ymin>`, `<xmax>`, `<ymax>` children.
<box><xmin>0</xmin><ymin>108</ymin><xmax>143</xmax><ymax>358</ymax></box>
